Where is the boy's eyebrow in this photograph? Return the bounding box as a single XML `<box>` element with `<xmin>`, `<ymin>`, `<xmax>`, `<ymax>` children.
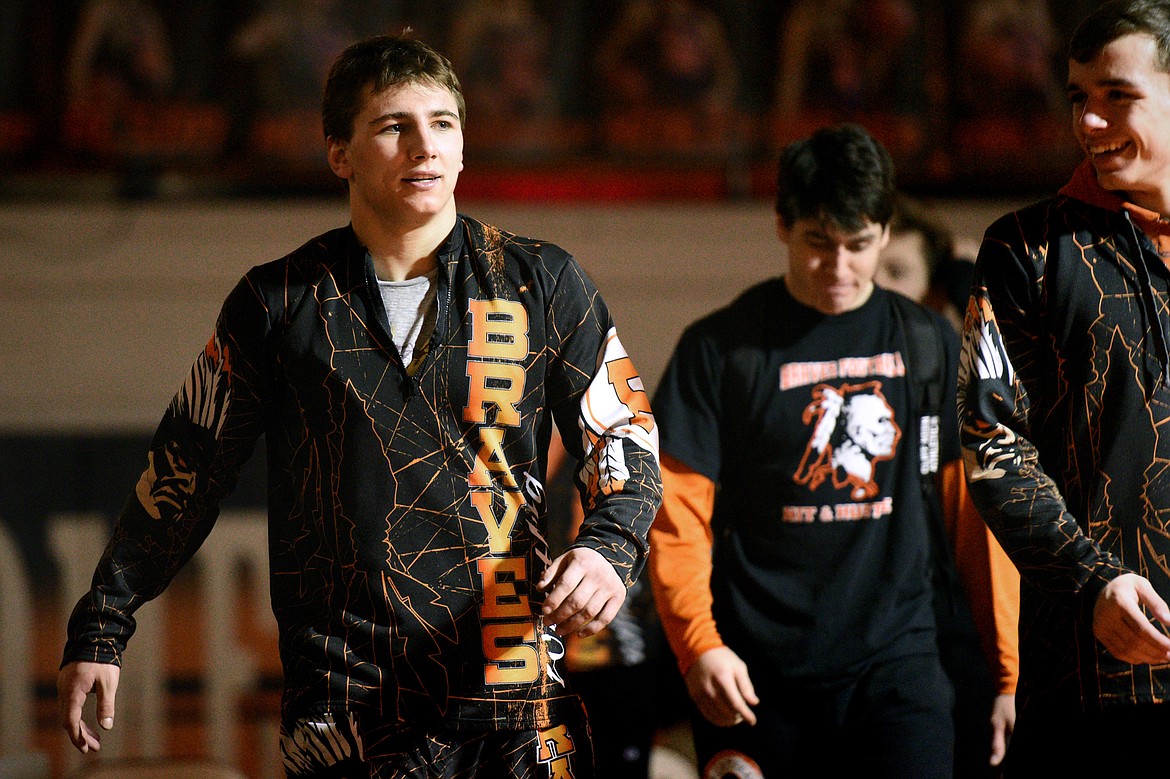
<box><xmin>1067</xmin><ymin>75</ymin><xmax>1139</xmax><ymax>92</ymax></box>
<box><xmin>808</xmin><ymin>221</ymin><xmax>880</xmax><ymax>241</ymax></box>
<box><xmin>368</xmin><ymin>108</ymin><xmax>459</xmax><ymax>126</ymax></box>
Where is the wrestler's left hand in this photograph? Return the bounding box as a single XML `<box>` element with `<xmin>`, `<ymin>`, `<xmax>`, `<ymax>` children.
<box><xmin>537</xmin><ymin>547</ymin><xmax>625</xmax><ymax>638</ymax></box>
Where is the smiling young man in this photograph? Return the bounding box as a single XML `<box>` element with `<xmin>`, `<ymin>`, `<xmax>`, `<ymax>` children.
<box><xmin>958</xmin><ymin>1</ymin><xmax>1170</xmax><ymax>774</ymax></box>
<box><xmin>649</xmin><ymin>123</ymin><xmax>1016</xmax><ymax>778</ymax></box>
<box><xmin>56</xmin><ymin>35</ymin><xmax>661</xmax><ymax>779</ymax></box>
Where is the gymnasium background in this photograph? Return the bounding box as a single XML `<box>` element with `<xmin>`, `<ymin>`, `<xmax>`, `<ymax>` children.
<box><xmin>0</xmin><ymin>1</ymin><xmax>1097</xmax><ymax>776</ymax></box>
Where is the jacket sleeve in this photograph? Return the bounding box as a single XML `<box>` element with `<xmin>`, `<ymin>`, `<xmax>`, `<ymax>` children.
<box><xmin>61</xmin><ymin>271</ymin><xmax>274</xmax><ymax>666</ymax></box>
<box><xmin>648</xmin><ymin>453</ymin><xmax>724</xmax><ymax>676</ymax></box>
<box><xmin>546</xmin><ymin>257</ymin><xmax>662</xmax><ymax>588</ymax></box>
<box><xmin>957</xmin><ymin>221</ymin><xmax>1126</xmax><ymax>623</ymax></box>
<box><xmin>938</xmin><ymin>459</ymin><xmax>1020</xmax><ymax>695</ymax></box>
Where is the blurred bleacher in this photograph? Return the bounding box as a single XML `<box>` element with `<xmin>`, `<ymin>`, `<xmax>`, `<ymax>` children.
<box><xmin>0</xmin><ymin>0</ymin><xmax>1089</xmax><ymax>204</ymax></box>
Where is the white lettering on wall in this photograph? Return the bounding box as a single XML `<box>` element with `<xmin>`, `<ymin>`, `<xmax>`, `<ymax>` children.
<box><xmin>0</xmin><ymin>512</ymin><xmax>279</xmax><ymax>776</ymax></box>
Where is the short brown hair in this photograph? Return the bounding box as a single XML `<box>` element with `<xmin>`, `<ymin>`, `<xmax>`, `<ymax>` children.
<box><xmin>321</xmin><ymin>35</ymin><xmax>466</xmax><ymax>143</ymax></box>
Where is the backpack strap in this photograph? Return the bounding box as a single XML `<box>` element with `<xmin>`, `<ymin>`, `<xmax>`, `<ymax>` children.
<box><xmin>888</xmin><ymin>294</ymin><xmax>964</xmax><ymax>614</ymax></box>
<box><xmin>889</xmin><ymin>293</ymin><xmax>943</xmax><ymax>477</ymax></box>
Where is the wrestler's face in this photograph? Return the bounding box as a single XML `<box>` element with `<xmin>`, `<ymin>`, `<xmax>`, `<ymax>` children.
<box><xmin>778</xmin><ymin>216</ymin><xmax>890</xmax><ymax>315</ymax></box>
<box><xmin>328</xmin><ymin>81</ymin><xmax>464</xmax><ymax>230</ymax></box>
<box><xmin>1068</xmin><ymin>33</ymin><xmax>1170</xmax><ymax>214</ymax></box>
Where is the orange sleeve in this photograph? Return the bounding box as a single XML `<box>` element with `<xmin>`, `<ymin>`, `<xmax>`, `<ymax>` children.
<box><xmin>938</xmin><ymin>459</ymin><xmax>1020</xmax><ymax>695</ymax></box>
<box><xmin>648</xmin><ymin>453</ymin><xmax>724</xmax><ymax>676</ymax></box>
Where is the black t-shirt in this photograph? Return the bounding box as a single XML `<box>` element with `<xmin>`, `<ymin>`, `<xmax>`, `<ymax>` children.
<box><xmin>654</xmin><ymin>279</ymin><xmax>960</xmax><ymax>681</ymax></box>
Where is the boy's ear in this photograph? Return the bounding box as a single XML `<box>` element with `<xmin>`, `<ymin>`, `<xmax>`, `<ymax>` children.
<box><xmin>327</xmin><ymin>137</ymin><xmax>352</xmax><ymax>180</ymax></box>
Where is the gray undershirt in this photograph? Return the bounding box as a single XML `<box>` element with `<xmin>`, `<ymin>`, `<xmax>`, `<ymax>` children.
<box><xmin>377</xmin><ymin>269</ymin><xmax>438</xmax><ymax>371</ymax></box>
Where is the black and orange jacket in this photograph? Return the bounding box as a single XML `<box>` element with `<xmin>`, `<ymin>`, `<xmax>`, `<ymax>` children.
<box><xmin>960</xmin><ymin>160</ymin><xmax>1170</xmax><ymax>709</ymax></box>
<box><xmin>61</xmin><ymin>215</ymin><xmax>662</xmax><ymax>729</ymax></box>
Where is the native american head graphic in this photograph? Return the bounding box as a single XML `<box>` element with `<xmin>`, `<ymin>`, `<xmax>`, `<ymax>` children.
<box><xmin>794</xmin><ymin>381</ymin><xmax>900</xmax><ymax>500</ymax></box>
<box><xmin>135</xmin><ymin>332</ymin><xmax>232</xmax><ymax>520</ymax></box>
<box><xmin>956</xmin><ymin>294</ymin><xmax>1020</xmax><ymax>482</ymax></box>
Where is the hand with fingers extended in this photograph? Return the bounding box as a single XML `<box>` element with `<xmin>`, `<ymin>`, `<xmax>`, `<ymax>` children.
<box><xmin>1092</xmin><ymin>572</ymin><xmax>1170</xmax><ymax>666</ymax></box>
<box><xmin>537</xmin><ymin>547</ymin><xmax>626</xmax><ymax>638</ymax></box>
<box><xmin>58</xmin><ymin>660</ymin><xmax>120</xmax><ymax>754</ymax></box>
<box><xmin>685</xmin><ymin>646</ymin><xmax>760</xmax><ymax>728</ymax></box>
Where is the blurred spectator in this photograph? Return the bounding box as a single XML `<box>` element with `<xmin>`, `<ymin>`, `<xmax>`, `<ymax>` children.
<box><xmin>709</xmin><ymin>0</ymin><xmax>788</xmax><ymax>118</ymax></box>
<box><xmin>770</xmin><ymin>0</ymin><xmax>931</xmax><ymax>167</ymax></box>
<box><xmin>773</xmin><ymin>0</ymin><xmax>926</xmax><ymax>118</ymax></box>
<box><xmin>65</xmin><ymin>0</ymin><xmax>173</xmax><ymax>116</ymax></box>
<box><xmin>543</xmin><ymin>0</ymin><xmax>625</xmax><ymax>123</ymax></box>
<box><xmin>953</xmin><ymin>0</ymin><xmax>1066</xmax><ymax>122</ymax></box>
<box><xmin>945</xmin><ymin>0</ymin><xmax>1076</xmax><ymax>184</ymax></box>
<box><xmin>447</xmin><ymin>0</ymin><xmax>558</xmax><ymax>130</ymax></box>
<box><xmin>161</xmin><ymin>2</ymin><xmax>242</xmax><ymax>104</ymax></box>
<box><xmin>63</xmin><ymin>0</ymin><xmax>175</xmax><ymax>195</ymax></box>
<box><xmin>876</xmin><ymin>195</ymin><xmax>974</xmax><ymax>333</ymax></box>
<box><xmin>228</xmin><ymin>0</ymin><xmax>354</xmax><ymax>112</ymax></box>
<box><xmin>223</xmin><ymin>0</ymin><xmax>355</xmax><ymax>163</ymax></box>
<box><xmin>595</xmin><ymin>0</ymin><xmax>737</xmax><ymax>155</ymax></box>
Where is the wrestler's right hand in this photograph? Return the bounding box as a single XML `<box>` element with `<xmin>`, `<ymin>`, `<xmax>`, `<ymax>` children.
<box><xmin>58</xmin><ymin>660</ymin><xmax>120</xmax><ymax>753</ymax></box>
